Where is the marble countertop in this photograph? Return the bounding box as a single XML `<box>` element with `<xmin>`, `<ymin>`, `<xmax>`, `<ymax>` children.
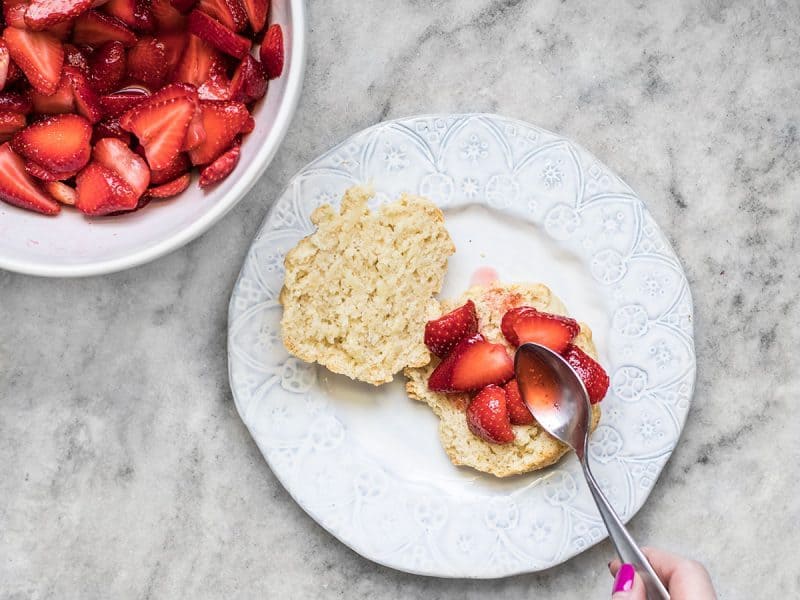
<box><xmin>2</xmin><ymin>1</ymin><xmax>798</xmax><ymax>598</ymax></box>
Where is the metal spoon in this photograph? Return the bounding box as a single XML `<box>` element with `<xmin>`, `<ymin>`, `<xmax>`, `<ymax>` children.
<box><xmin>515</xmin><ymin>342</ymin><xmax>670</xmax><ymax>600</ymax></box>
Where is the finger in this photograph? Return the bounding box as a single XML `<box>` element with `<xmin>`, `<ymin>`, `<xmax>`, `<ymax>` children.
<box><xmin>641</xmin><ymin>547</ymin><xmax>717</xmax><ymax>599</ymax></box>
<box><xmin>608</xmin><ymin>559</ymin><xmax>622</xmax><ymax>575</ymax></box>
<box><xmin>611</xmin><ymin>565</ymin><xmax>646</xmax><ymax>600</ymax></box>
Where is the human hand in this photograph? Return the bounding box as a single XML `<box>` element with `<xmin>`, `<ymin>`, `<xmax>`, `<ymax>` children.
<box><xmin>609</xmin><ymin>547</ymin><xmax>717</xmax><ymax>599</ymax></box>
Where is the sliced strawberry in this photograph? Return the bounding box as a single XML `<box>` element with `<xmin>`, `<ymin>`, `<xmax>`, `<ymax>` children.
<box><xmin>3</xmin><ymin>0</ymin><xmax>29</xmax><ymax>28</ymax></box>
<box><xmin>198</xmin><ymin>139</ymin><xmax>237</xmax><ymax>186</ymax></box>
<box><xmin>0</xmin><ymin>142</ymin><xmax>60</xmax><ymax>214</ymax></box>
<box><xmin>127</xmin><ymin>36</ymin><xmax>166</xmax><ymax>88</ymax></box>
<box><xmin>503</xmin><ymin>379</ymin><xmax>534</xmax><ymax>426</ymax></box>
<box><xmin>63</xmin><ymin>42</ymin><xmax>90</xmax><ymax>74</ymax></box>
<box><xmin>28</xmin><ymin>72</ymin><xmax>74</xmax><ymax>113</ymax></box>
<box><xmin>229</xmin><ymin>54</ymin><xmax>267</xmax><ymax>104</ymax></box>
<box><xmin>170</xmin><ymin>0</ymin><xmax>197</xmax><ymax>12</ymax></box>
<box><xmin>24</xmin><ymin>0</ymin><xmax>92</xmax><ymax>30</ymax></box>
<box><xmin>25</xmin><ymin>160</ymin><xmax>77</xmax><ymax>180</ymax></box>
<box><xmin>72</xmin><ymin>10</ymin><xmax>137</xmax><ymax>47</ymax></box>
<box><xmin>159</xmin><ymin>30</ymin><xmax>187</xmax><ymax>78</ymax></box>
<box><xmin>102</xmin><ymin>0</ymin><xmax>137</xmax><ymax>27</ymax></box>
<box><xmin>172</xmin><ymin>33</ymin><xmax>219</xmax><ymax>87</ymax></box>
<box><xmin>99</xmin><ymin>88</ymin><xmax>149</xmax><ymax>117</ymax></box>
<box><xmin>87</xmin><ymin>40</ymin><xmax>126</xmax><ymax>94</ymax></box>
<box><xmin>0</xmin><ymin>92</ymin><xmax>32</xmax><ymax>113</ymax></box>
<box><xmin>120</xmin><ymin>94</ymin><xmax>194</xmax><ymax>169</ymax></box>
<box><xmin>240</xmin><ymin>0</ymin><xmax>266</xmax><ymax>33</ymax></box>
<box><xmin>562</xmin><ymin>344</ymin><xmax>609</xmax><ymax>404</ymax></box>
<box><xmin>43</xmin><ymin>179</ymin><xmax>76</xmax><ymax>204</ymax></box>
<box><xmin>424</xmin><ymin>300</ymin><xmax>478</xmax><ymax>358</ymax></box>
<box><xmin>106</xmin><ymin>190</ymin><xmax>150</xmax><ymax>214</ymax></box>
<box><xmin>147</xmin><ymin>171</ymin><xmax>189</xmax><ymax>198</ymax></box>
<box><xmin>197</xmin><ymin>0</ymin><xmax>245</xmax><ymax>32</ymax></box>
<box><xmin>196</xmin><ymin>59</ymin><xmax>230</xmax><ymax>100</ymax></box>
<box><xmin>75</xmin><ymin>161</ymin><xmax>137</xmax><ymax>215</ymax></box>
<box><xmin>151</xmin><ymin>0</ymin><xmax>185</xmax><ymax>31</ymax></box>
<box><xmin>501</xmin><ymin>306</ymin><xmax>579</xmax><ymax>353</ymax></box>
<box><xmin>239</xmin><ymin>113</ymin><xmax>254</xmax><ymax>134</ymax></box>
<box><xmin>186</xmin><ymin>99</ymin><xmax>247</xmax><ymax>164</ymax></box>
<box><xmin>149</xmin><ymin>150</ymin><xmax>188</xmax><ymax>184</ymax></box>
<box><xmin>92</xmin><ymin>136</ymin><xmax>149</xmax><ymax>197</ymax></box>
<box><xmin>428</xmin><ymin>333</ymin><xmax>514</xmax><ymax>393</ymax></box>
<box><xmin>64</xmin><ymin>66</ymin><xmax>102</xmax><ymax>123</ymax></box>
<box><xmin>6</xmin><ymin>60</ymin><xmax>24</xmax><ymax>86</ymax></box>
<box><xmin>0</xmin><ymin>39</ymin><xmax>9</xmax><ymax>91</ymax></box>
<box><xmin>466</xmin><ymin>385</ymin><xmax>515</xmax><ymax>444</ymax></box>
<box><xmin>259</xmin><ymin>23</ymin><xmax>282</xmax><ymax>79</ymax></box>
<box><xmin>187</xmin><ymin>9</ymin><xmax>249</xmax><ymax>58</ymax></box>
<box><xmin>0</xmin><ymin>110</ymin><xmax>26</xmax><ymax>141</ymax></box>
<box><xmin>131</xmin><ymin>0</ymin><xmax>154</xmax><ymax>32</ymax></box>
<box><xmin>2</xmin><ymin>26</ymin><xmax>64</xmax><ymax>95</ymax></box>
<box><xmin>11</xmin><ymin>113</ymin><xmax>91</xmax><ymax>173</ymax></box>
<box><xmin>91</xmin><ymin>116</ymin><xmax>130</xmax><ymax>144</ymax></box>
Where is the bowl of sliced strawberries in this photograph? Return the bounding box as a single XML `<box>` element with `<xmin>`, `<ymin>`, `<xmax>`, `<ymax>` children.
<box><xmin>0</xmin><ymin>0</ymin><xmax>305</xmax><ymax>276</ymax></box>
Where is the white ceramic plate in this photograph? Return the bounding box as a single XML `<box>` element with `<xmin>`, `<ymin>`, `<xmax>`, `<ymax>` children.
<box><xmin>0</xmin><ymin>0</ymin><xmax>306</xmax><ymax>277</ymax></box>
<box><xmin>227</xmin><ymin>114</ymin><xmax>695</xmax><ymax>578</ymax></box>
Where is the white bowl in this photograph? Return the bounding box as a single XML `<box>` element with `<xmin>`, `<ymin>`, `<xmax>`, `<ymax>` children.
<box><xmin>0</xmin><ymin>0</ymin><xmax>306</xmax><ymax>277</ymax></box>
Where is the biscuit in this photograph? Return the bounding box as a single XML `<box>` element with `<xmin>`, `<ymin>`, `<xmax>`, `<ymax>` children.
<box><xmin>280</xmin><ymin>186</ymin><xmax>455</xmax><ymax>385</ymax></box>
<box><xmin>404</xmin><ymin>282</ymin><xmax>602</xmax><ymax>477</ymax></box>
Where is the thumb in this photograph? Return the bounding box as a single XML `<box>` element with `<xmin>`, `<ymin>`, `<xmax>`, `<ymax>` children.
<box><xmin>611</xmin><ymin>563</ymin><xmax>646</xmax><ymax>600</ymax></box>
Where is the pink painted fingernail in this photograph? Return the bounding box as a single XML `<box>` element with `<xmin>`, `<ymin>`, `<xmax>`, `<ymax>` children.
<box><xmin>612</xmin><ymin>563</ymin><xmax>635</xmax><ymax>593</ymax></box>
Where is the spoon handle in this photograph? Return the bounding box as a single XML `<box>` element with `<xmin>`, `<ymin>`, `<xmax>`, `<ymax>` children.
<box><xmin>581</xmin><ymin>459</ymin><xmax>670</xmax><ymax>600</ymax></box>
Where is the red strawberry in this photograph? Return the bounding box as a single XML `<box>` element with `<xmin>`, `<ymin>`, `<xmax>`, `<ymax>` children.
<box><xmin>229</xmin><ymin>54</ymin><xmax>267</xmax><ymax>104</ymax></box>
<box><xmin>0</xmin><ymin>142</ymin><xmax>60</xmax><ymax>214</ymax></box>
<box><xmin>240</xmin><ymin>0</ymin><xmax>266</xmax><ymax>33</ymax></box>
<box><xmin>170</xmin><ymin>0</ymin><xmax>197</xmax><ymax>12</ymax></box>
<box><xmin>99</xmin><ymin>88</ymin><xmax>150</xmax><ymax>117</ymax></box>
<box><xmin>151</xmin><ymin>0</ymin><xmax>185</xmax><ymax>31</ymax></box>
<box><xmin>127</xmin><ymin>36</ymin><xmax>167</xmax><ymax>88</ymax></box>
<box><xmin>0</xmin><ymin>39</ymin><xmax>10</xmax><ymax>91</ymax></box>
<box><xmin>0</xmin><ymin>110</ymin><xmax>26</xmax><ymax>141</ymax></box>
<box><xmin>466</xmin><ymin>385</ymin><xmax>515</xmax><ymax>444</ymax></box>
<box><xmin>64</xmin><ymin>66</ymin><xmax>102</xmax><ymax>123</ymax></box>
<box><xmin>72</xmin><ymin>10</ymin><xmax>137</xmax><ymax>47</ymax></box>
<box><xmin>3</xmin><ymin>0</ymin><xmax>28</xmax><ymax>28</ymax></box>
<box><xmin>120</xmin><ymin>95</ymin><xmax>194</xmax><ymax>169</ymax></box>
<box><xmin>239</xmin><ymin>113</ymin><xmax>254</xmax><ymax>134</ymax></box>
<box><xmin>197</xmin><ymin>0</ymin><xmax>245</xmax><ymax>32</ymax></box>
<box><xmin>259</xmin><ymin>24</ymin><xmax>282</xmax><ymax>79</ymax></box>
<box><xmin>102</xmin><ymin>0</ymin><xmax>138</xmax><ymax>27</ymax></box>
<box><xmin>0</xmin><ymin>92</ymin><xmax>32</xmax><ymax>114</ymax></box>
<box><xmin>197</xmin><ymin>60</ymin><xmax>230</xmax><ymax>100</ymax></box>
<box><xmin>24</xmin><ymin>0</ymin><xmax>92</xmax><ymax>30</ymax></box>
<box><xmin>93</xmin><ymin>136</ymin><xmax>149</xmax><ymax>197</ymax></box>
<box><xmin>74</xmin><ymin>161</ymin><xmax>137</xmax><ymax>215</ymax></box>
<box><xmin>501</xmin><ymin>306</ymin><xmax>579</xmax><ymax>353</ymax></box>
<box><xmin>87</xmin><ymin>40</ymin><xmax>126</xmax><ymax>94</ymax></box>
<box><xmin>11</xmin><ymin>113</ymin><xmax>91</xmax><ymax>173</ymax></box>
<box><xmin>131</xmin><ymin>0</ymin><xmax>155</xmax><ymax>32</ymax></box>
<box><xmin>91</xmin><ymin>117</ymin><xmax>131</xmax><ymax>144</ymax></box>
<box><xmin>147</xmin><ymin>171</ymin><xmax>189</xmax><ymax>197</ymax></box>
<box><xmin>172</xmin><ymin>33</ymin><xmax>219</xmax><ymax>87</ymax></box>
<box><xmin>63</xmin><ymin>42</ymin><xmax>90</xmax><ymax>75</ymax></box>
<box><xmin>25</xmin><ymin>160</ymin><xmax>78</xmax><ymax>181</ymax></box>
<box><xmin>159</xmin><ymin>30</ymin><xmax>187</xmax><ymax>78</ymax></box>
<box><xmin>43</xmin><ymin>179</ymin><xmax>76</xmax><ymax>204</ymax></box>
<box><xmin>187</xmin><ymin>9</ymin><xmax>249</xmax><ymax>58</ymax></box>
<box><xmin>2</xmin><ymin>26</ymin><xmax>64</xmax><ymax>95</ymax></box>
<box><xmin>28</xmin><ymin>72</ymin><xmax>74</xmax><ymax>114</ymax></box>
<box><xmin>198</xmin><ymin>139</ymin><xmax>237</xmax><ymax>186</ymax></box>
<box><xmin>149</xmin><ymin>149</ymin><xmax>188</xmax><ymax>184</ymax></box>
<box><xmin>503</xmin><ymin>379</ymin><xmax>534</xmax><ymax>426</ymax></box>
<box><xmin>562</xmin><ymin>344</ymin><xmax>609</xmax><ymax>404</ymax></box>
<box><xmin>186</xmin><ymin>99</ymin><xmax>246</xmax><ymax>164</ymax></box>
<box><xmin>424</xmin><ymin>300</ymin><xmax>478</xmax><ymax>358</ymax></box>
<box><xmin>6</xmin><ymin>60</ymin><xmax>24</xmax><ymax>86</ymax></box>
<box><xmin>428</xmin><ymin>333</ymin><xmax>514</xmax><ymax>393</ymax></box>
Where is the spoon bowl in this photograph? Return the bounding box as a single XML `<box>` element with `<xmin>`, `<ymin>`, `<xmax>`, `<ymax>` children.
<box><xmin>515</xmin><ymin>342</ymin><xmax>670</xmax><ymax>600</ymax></box>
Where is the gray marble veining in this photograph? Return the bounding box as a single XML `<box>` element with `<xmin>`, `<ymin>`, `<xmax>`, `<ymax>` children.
<box><xmin>2</xmin><ymin>0</ymin><xmax>799</xmax><ymax>598</ymax></box>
